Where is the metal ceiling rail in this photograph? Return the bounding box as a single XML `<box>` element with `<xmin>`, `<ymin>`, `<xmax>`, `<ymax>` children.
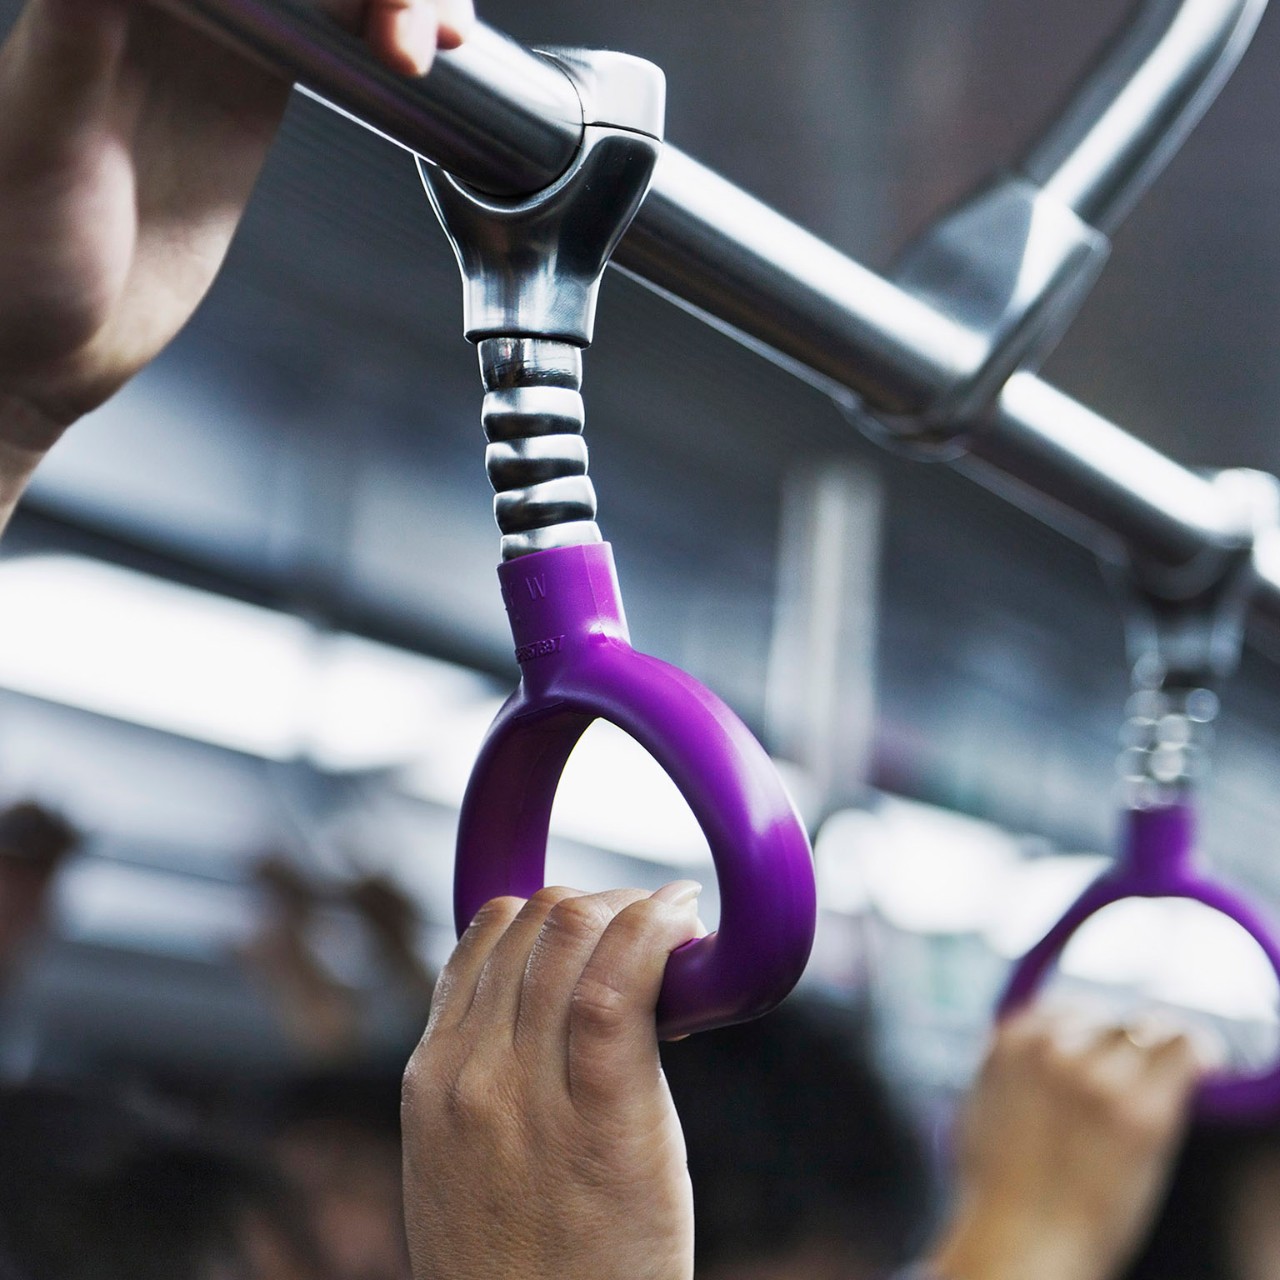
<box><xmin>158</xmin><ymin>2</ymin><xmax>586</xmax><ymax>196</ymax></box>
<box><xmin>154</xmin><ymin>0</ymin><xmax>1280</xmax><ymax>624</ymax></box>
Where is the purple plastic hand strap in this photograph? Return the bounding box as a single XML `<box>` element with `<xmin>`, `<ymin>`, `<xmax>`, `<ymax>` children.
<box><xmin>454</xmin><ymin>541</ymin><xmax>817</xmax><ymax>1039</ymax></box>
<box><xmin>998</xmin><ymin>803</ymin><xmax>1280</xmax><ymax>1120</ymax></box>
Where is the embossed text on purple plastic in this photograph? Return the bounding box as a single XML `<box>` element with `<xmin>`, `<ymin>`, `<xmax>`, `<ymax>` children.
<box><xmin>502</xmin><ymin>573</ymin><xmax>550</xmax><ymax>609</ymax></box>
<box><xmin>515</xmin><ymin>635</ymin><xmax>565</xmax><ymax>664</ymax></box>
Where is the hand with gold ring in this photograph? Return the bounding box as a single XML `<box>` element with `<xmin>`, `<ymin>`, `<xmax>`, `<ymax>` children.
<box><xmin>918</xmin><ymin>1005</ymin><xmax>1217</xmax><ymax>1280</ymax></box>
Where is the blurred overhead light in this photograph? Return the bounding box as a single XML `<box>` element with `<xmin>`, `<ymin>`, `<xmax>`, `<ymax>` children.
<box><xmin>0</xmin><ymin>554</ymin><xmax>496</xmax><ymax>766</ymax></box>
<box><xmin>860</xmin><ymin>797</ymin><xmax>1020</xmax><ymax>935</ymax></box>
<box><xmin>1052</xmin><ymin>897</ymin><xmax>1280</xmax><ymax>1024</ymax></box>
<box><xmin>0</xmin><ymin>554</ymin><xmax>745</xmax><ymax>867</ymax></box>
<box><xmin>0</xmin><ymin>555</ymin><xmax>307</xmax><ymax>758</ymax></box>
<box><xmin>306</xmin><ymin>631</ymin><xmax>497</xmax><ymax>772</ymax></box>
<box><xmin>984</xmin><ymin>854</ymin><xmax>1110</xmax><ymax>958</ymax></box>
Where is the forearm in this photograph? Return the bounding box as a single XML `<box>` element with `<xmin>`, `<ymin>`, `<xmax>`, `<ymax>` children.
<box><xmin>0</xmin><ymin>394</ymin><xmax>64</xmax><ymax>534</ymax></box>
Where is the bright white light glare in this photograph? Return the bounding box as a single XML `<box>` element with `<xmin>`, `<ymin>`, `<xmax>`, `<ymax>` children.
<box><xmin>396</xmin><ymin>697</ymin><xmax>511</xmax><ymax>808</ymax></box>
<box><xmin>551</xmin><ymin>721</ymin><xmax>713</xmax><ymax>866</ymax></box>
<box><xmin>813</xmin><ymin>809</ymin><xmax>880</xmax><ymax>914</ymax></box>
<box><xmin>0</xmin><ymin>555</ymin><xmax>310</xmax><ymax>758</ymax></box>
<box><xmin>984</xmin><ymin>855</ymin><xmax>1110</xmax><ymax>958</ymax></box>
<box><xmin>401</xmin><ymin>716</ymin><xmax>717</xmax><ymax>867</ymax></box>
<box><xmin>1254</xmin><ymin>526</ymin><xmax>1280</xmax><ymax>595</ymax></box>
<box><xmin>1055</xmin><ymin>897</ymin><xmax>1280</xmax><ymax>1023</ymax></box>
<box><xmin>861</xmin><ymin>796</ymin><xmax>1020</xmax><ymax>934</ymax></box>
<box><xmin>305</xmin><ymin>632</ymin><xmax>497</xmax><ymax>771</ymax></box>
<box><xmin>0</xmin><ymin>554</ymin><xmax>497</xmax><ymax>767</ymax></box>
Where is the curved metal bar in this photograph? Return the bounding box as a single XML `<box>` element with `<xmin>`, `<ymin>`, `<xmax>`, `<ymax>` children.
<box><xmin>863</xmin><ymin>0</ymin><xmax>1267</xmax><ymax>449</ymax></box>
<box><xmin>151</xmin><ymin>0</ymin><xmax>1276</xmax><ymax>589</ymax></box>
<box><xmin>1021</xmin><ymin>0</ymin><xmax>1267</xmax><ymax>233</ymax></box>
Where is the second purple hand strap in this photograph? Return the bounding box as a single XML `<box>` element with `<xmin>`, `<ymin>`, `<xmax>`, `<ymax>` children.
<box><xmin>999</xmin><ymin>805</ymin><xmax>1280</xmax><ymax>1120</ymax></box>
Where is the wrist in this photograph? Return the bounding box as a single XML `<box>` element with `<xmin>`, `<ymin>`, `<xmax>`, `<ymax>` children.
<box><xmin>924</xmin><ymin>1199</ymin><xmax>1113</xmax><ymax>1280</ymax></box>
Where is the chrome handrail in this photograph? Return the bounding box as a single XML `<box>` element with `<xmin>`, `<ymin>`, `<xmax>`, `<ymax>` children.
<box><xmin>150</xmin><ymin>0</ymin><xmax>1277</xmax><ymax>621</ymax></box>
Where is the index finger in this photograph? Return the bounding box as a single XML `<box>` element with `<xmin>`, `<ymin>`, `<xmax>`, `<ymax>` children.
<box><xmin>423</xmin><ymin>895</ymin><xmax>525</xmax><ymax>1036</ymax></box>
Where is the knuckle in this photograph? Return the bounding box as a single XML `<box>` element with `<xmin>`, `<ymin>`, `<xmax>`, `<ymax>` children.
<box><xmin>1012</xmin><ymin>1025</ymin><xmax>1061</xmax><ymax>1071</ymax></box>
<box><xmin>571</xmin><ymin>974</ymin><xmax>631</xmax><ymax>1038</ymax></box>
<box><xmin>441</xmin><ymin>1060</ymin><xmax>493</xmax><ymax>1124</ymax></box>
<box><xmin>544</xmin><ymin>895</ymin><xmax>615</xmax><ymax>945</ymax></box>
<box><xmin>994</xmin><ymin>1010</ymin><xmax>1053</xmax><ymax>1058</ymax></box>
<box><xmin>468</xmin><ymin>895</ymin><xmax>525</xmax><ymax>931</ymax></box>
<box><xmin>1154</xmin><ymin>1030</ymin><xmax>1199</xmax><ymax>1066</ymax></box>
<box><xmin>401</xmin><ymin>1046</ymin><xmax>444</xmax><ymax>1125</ymax></box>
<box><xmin>606</xmin><ymin>896</ymin><xmax>667</xmax><ymax>947</ymax></box>
<box><xmin>403</xmin><ymin>1052</ymin><xmax>495</xmax><ymax>1130</ymax></box>
<box><xmin>528</xmin><ymin>884</ymin><xmax>578</xmax><ymax>911</ymax></box>
<box><xmin>1076</xmin><ymin>1073</ymin><xmax>1118</xmax><ymax>1116</ymax></box>
<box><xmin>401</xmin><ymin>1054</ymin><xmax>424</xmax><ymax>1117</ymax></box>
<box><xmin>1073</xmin><ymin>1062</ymin><xmax>1128</xmax><ymax>1117</ymax></box>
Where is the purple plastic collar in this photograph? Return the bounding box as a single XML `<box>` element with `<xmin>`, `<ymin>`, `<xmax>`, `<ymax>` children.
<box><xmin>998</xmin><ymin>803</ymin><xmax>1280</xmax><ymax>1120</ymax></box>
<box><xmin>455</xmin><ymin>542</ymin><xmax>818</xmax><ymax>1039</ymax></box>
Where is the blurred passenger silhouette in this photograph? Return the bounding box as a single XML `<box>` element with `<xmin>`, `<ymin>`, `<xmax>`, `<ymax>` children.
<box><xmin>0</xmin><ymin>1083</ymin><xmax>322</xmax><ymax>1280</ymax></box>
<box><xmin>0</xmin><ymin>801</ymin><xmax>78</xmax><ymax>993</ymax></box>
<box><xmin>239</xmin><ymin>856</ymin><xmax>433</xmax><ymax>1066</ymax></box>
<box><xmin>240</xmin><ymin>855</ymin><xmax>364</xmax><ymax>1063</ymax></box>
<box><xmin>1119</xmin><ymin>1121</ymin><xmax>1280</xmax><ymax>1280</ymax></box>
<box><xmin>270</xmin><ymin>1069</ymin><xmax>411</xmax><ymax>1280</ymax></box>
<box><xmin>0</xmin><ymin>801</ymin><xmax>79</xmax><ymax>1076</ymax></box>
<box><xmin>346</xmin><ymin>873</ymin><xmax>435</xmax><ymax>1015</ymax></box>
<box><xmin>660</xmin><ymin>997</ymin><xmax>932</xmax><ymax>1280</ymax></box>
<box><xmin>930</xmin><ymin>1002</ymin><xmax>1280</xmax><ymax>1280</ymax></box>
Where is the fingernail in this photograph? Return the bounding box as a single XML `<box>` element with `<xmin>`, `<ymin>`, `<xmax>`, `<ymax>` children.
<box><xmin>653</xmin><ymin>880</ymin><xmax>702</xmax><ymax>907</ymax></box>
<box><xmin>392</xmin><ymin>2</ymin><xmax>439</xmax><ymax>76</ymax></box>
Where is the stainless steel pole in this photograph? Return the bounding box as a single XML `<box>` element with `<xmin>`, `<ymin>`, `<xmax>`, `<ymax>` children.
<box><xmin>1019</xmin><ymin>0</ymin><xmax>1267</xmax><ymax>232</ymax></box>
<box><xmin>152</xmin><ymin>0</ymin><xmax>584</xmax><ymax>195</ymax></box>
<box><xmin>154</xmin><ymin>0</ymin><xmax>1275</xmax><ymax>601</ymax></box>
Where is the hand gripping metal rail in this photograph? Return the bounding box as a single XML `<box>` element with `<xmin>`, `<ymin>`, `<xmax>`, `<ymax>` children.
<box><xmin>999</xmin><ymin>471</ymin><xmax>1280</xmax><ymax>1121</ymax></box>
<box><xmin>151</xmin><ymin>0</ymin><xmax>1279</xmax><ymax>633</ymax></box>
<box><xmin>419</xmin><ymin>52</ymin><xmax>817</xmax><ymax>1040</ymax></box>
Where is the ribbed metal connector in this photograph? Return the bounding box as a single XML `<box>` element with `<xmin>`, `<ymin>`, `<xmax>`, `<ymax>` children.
<box><xmin>1117</xmin><ymin>682</ymin><xmax>1220</xmax><ymax>809</ymax></box>
<box><xmin>479</xmin><ymin>337</ymin><xmax>602</xmax><ymax>560</ymax></box>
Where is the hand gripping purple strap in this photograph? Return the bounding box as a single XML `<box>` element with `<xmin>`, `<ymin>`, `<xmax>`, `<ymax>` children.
<box><xmin>998</xmin><ymin>803</ymin><xmax>1280</xmax><ymax>1120</ymax></box>
<box><xmin>454</xmin><ymin>542</ymin><xmax>818</xmax><ymax>1039</ymax></box>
